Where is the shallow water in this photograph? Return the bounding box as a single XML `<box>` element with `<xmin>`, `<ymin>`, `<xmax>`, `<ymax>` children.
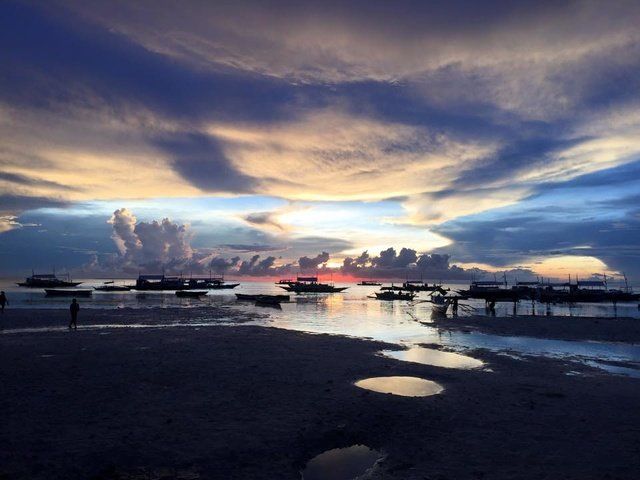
<box><xmin>2</xmin><ymin>279</ymin><xmax>639</xmax><ymax>318</ymax></box>
<box><xmin>381</xmin><ymin>346</ymin><xmax>484</xmax><ymax>369</ymax></box>
<box><xmin>354</xmin><ymin>376</ymin><xmax>444</xmax><ymax>397</ymax></box>
<box><xmin>3</xmin><ymin>279</ymin><xmax>640</xmax><ymax>376</ymax></box>
<box><xmin>583</xmin><ymin>360</ymin><xmax>640</xmax><ymax>378</ymax></box>
<box><xmin>301</xmin><ymin>444</ymin><xmax>381</xmax><ymax>480</ymax></box>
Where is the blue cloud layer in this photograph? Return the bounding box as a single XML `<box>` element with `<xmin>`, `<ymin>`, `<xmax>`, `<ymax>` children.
<box><xmin>1</xmin><ymin>0</ymin><xmax>640</xmax><ymax>277</ymax></box>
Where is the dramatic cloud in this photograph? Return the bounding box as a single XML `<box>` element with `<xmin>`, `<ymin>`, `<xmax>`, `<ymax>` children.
<box><xmin>59</xmin><ymin>1</ymin><xmax>640</xmax><ymax>92</ymax></box>
<box><xmin>107</xmin><ymin>208</ymin><xmax>194</xmax><ymax>271</ymax></box>
<box><xmin>2</xmin><ymin>1</ymin><xmax>640</xmax><ymax>279</ymax></box>
<box><xmin>298</xmin><ymin>252</ymin><xmax>330</xmax><ymax>271</ymax></box>
<box><xmin>242</xmin><ymin>211</ymin><xmax>287</xmax><ymax>232</ymax></box>
<box><xmin>154</xmin><ymin>132</ymin><xmax>257</xmax><ymax>193</ymax></box>
<box><xmin>341</xmin><ymin>248</ymin><xmax>469</xmax><ymax>280</ymax></box>
<box><xmin>208</xmin><ymin>109</ymin><xmax>496</xmax><ymax>201</ymax></box>
<box><xmin>0</xmin><ymin>194</ymin><xmax>68</xmax><ymax>233</ymax></box>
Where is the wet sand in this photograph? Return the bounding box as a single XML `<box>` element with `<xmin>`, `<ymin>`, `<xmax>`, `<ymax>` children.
<box><xmin>1</xmin><ymin>309</ymin><xmax>640</xmax><ymax>479</ymax></box>
<box><xmin>433</xmin><ymin>313</ymin><xmax>640</xmax><ymax>343</ymax></box>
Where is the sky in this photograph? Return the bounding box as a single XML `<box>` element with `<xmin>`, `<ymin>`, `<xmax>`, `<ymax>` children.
<box><xmin>1</xmin><ymin>0</ymin><xmax>640</xmax><ymax>281</ymax></box>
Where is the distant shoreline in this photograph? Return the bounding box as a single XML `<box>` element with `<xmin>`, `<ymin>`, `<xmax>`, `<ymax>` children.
<box><xmin>431</xmin><ymin>313</ymin><xmax>640</xmax><ymax>344</ymax></box>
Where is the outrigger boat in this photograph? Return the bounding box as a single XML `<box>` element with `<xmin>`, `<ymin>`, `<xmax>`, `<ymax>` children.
<box><xmin>134</xmin><ymin>274</ymin><xmax>239</xmax><ymax>291</ymax></box>
<box><xmin>393</xmin><ymin>280</ymin><xmax>445</xmax><ymax>292</ymax></box>
<box><xmin>94</xmin><ymin>281</ymin><xmax>133</xmax><ymax>292</ymax></box>
<box><xmin>278</xmin><ymin>276</ymin><xmax>348</xmax><ymax>293</ymax></box>
<box><xmin>45</xmin><ymin>289</ymin><xmax>92</xmax><ymax>297</ymax></box>
<box><xmin>429</xmin><ymin>294</ymin><xmax>450</xmax><ymax>315</ymax></box>
<box><xmin>18</xmin><ymin>272</ymin><xmax>82</xmax><ymax>288</ymax></box>
<box><xmin>197</xmin><ymin>276</ymin><xmax>240</xmax><ymax>290</ymax></box>
<box><xmin>536</xmin><ymin>279</ymin><xmax>640</xmax><ymax>304</ymax></box>
<box><xmin>459</xmin><ymin>273</ymin><xmax>640</xmax><ymax>305</ymax></box>
<box><xmin>372</xmin><ymin>287</ymin><xmax>416</xmax><ymax>301</ymax></box>
<box><xmin>457</xmin><ymin>279</ymin><xmax>520</xmax><ymax>302</ymax></box>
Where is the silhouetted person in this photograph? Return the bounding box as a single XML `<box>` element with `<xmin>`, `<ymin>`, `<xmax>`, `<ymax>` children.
<box><xmin>452</xmin><ymin>297</ymin><xmax>459</xmax><ymax>316</ymax></box>
<box><xmin>69</xmin><ymin>298</ymin><xmax>79</xmax><ymax>329</ymax></box>
<box><xmin>0</xmin><ymin>291</ymin><xmax>7</xmax><ymax>313</ymax></box>
<box><xmin>488</xmin><ymin>300</ymin><xmax>496</xmax><ymax>316</ymax></box>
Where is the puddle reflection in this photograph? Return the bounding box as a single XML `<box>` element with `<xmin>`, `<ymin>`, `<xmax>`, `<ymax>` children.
<box><xmin>355</xmin><ymin>376</ymin><xmax>444</xmax><ymax>397</ymax></box>
<box><xmin>381</xmin><ymin>346</ymin><xmax>484</xmax><ymax>369</ymax></box>
<box><xmin>301</xmin><ymin>444</ymin><xmax>381</xmax><ymax>480</ymax></box>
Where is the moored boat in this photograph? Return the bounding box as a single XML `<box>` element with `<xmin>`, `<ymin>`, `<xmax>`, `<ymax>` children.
<box><xmin>372</xmin><ymin>287</ymin><xmax>416</xmax><ymax>301</ymax></box>
<box><xmin>44</xmin><ymin>289</ymin><xmax>92</xmax><ymax>297</ymax></box>
<box><xmin>278</xmin><ymin>276</ymin><xmax>348</xmax><ymax>293</ymax></box>
<box><xmin>94</xmin><ymin>281</ymin><xmax>133</xmax><ymax>292</ymax></box>
<box><xmin>396</xmin><ymin>280</ymin><xmax>443</xmax><ymax>292</ymax></box>
<box><xmin>134</xmin><ymin>274</ymin><xmax>239</xmax><ymax>291</ymax></box>
<box><xmin>18</xmin><ymin>272</ymin><xmax>82</xmax><ymax>288</ymax></box>
<box><xmin>428</xmin><ymin>293</ymin><xmax>450</xmax><ymax>315</ymax></box>
<box><xmin>457</xmin><ymin>280</ymin><xmax>520</xmax><ymax>302</ymax></box>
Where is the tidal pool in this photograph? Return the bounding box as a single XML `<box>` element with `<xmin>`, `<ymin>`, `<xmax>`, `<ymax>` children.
<box><xmin>354</xmin><ymin>376</ymin><xmax>444</xmax><ymax>397</ymax></box>
<box><xmin>301</xmin><ymin>444</ymin><xmax>381</xmax><ymax>480</ymax></box>
<box><xmin>381</xmin><ymin>346</ymin><xmax>484</xmax><ymax>369</ymax></box>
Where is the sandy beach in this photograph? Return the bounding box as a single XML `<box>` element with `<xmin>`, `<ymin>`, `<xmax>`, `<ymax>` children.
<box><xmin>1</xmin><ymin>309</ymin><xmax>640</xmax><ymax>479</ymax></box>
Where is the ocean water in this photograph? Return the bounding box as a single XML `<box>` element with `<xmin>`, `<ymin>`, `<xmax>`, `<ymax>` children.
<box><xmin>1</xmin><ymin>278</ymin><xmax>638</xmax><ymax>318</ymax></box>
<box><xmin>2</xmin><ymin>278</ymin><xmax>640</xmax><ymax>374</ymax></box>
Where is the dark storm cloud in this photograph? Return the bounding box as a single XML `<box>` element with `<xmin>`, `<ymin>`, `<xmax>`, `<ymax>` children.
<box><xmin>298</xmin><ymin>252</ymin><xmax>330</xmax><ymax>271</ymax></box>
<box><xmin>449</xmin><ymin>136</ymin><xmax>590</xmax><ymax>191</ymax></box>
<box><xmin>3</xmin><ymin>0</ymin><xmax>640</xmax><ymax>275</ymax></box>
<box><xmin>0</xmin><ymin>195</ymin><xmax>69</xmax><ymax>215</ymax></box>
<box><xmin>435</xmin><ymin>178</ymin><xmax>640</xmax><ymax>279</ymax></box>
<box><xmin>0</xmin><ymin>172</ymin><xmax>79</xmax><ymax>192</ymax></box>
<box><xmin>242</xmin><ymin>211</ymin><xmax>286</xmax><ymax>231</ymax></box>
<box><xmin>220</xmin><ymin>244</ymin><xmax>283</xmax><ymax>253</ymax></box>
<box><xmin>341</xmin><ymin>248</ymin><xmax>471</xmax><ymax>280</ymax></box>
<box><xmin>0</xmin><ymin>2</ymin><xmax>304</xmax><ymax>124</ymax></box>
<box><xmin>154</xmin><ymin>133</ymin><xmax>257</xmax><ymax>193</ymax></box>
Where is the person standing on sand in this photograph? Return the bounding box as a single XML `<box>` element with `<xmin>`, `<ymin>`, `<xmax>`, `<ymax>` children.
<box><xmin>69</xmin><ymin>298</ymin><xmax>79</xmax><ymax>329</ymax></box>
<box><xmin>0</xmin><ymin>291</ymin><xmax>7</xmax><ymax>313</ymax></box>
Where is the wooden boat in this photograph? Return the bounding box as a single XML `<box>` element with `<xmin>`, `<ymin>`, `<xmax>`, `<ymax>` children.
<box><xmin>175</xmin><ymin>290</ymin><xmax>208</xmax><ymax>298</ymax></box>
<box><xmin>278</xmin><ymin>276</ymin><xmax>348</xmax><ymax>293</ymax></box>
<box><xmin>45</xmin><ymin>289</ymin><xmax>92</xmax><ymax>297</ymax></box>
<box><xmin>206</xmin><ymin>281</ymin><xmax>240</xmax><ymax>290</ymax></box>
<box><xmin>254</xmin><ymin>299</ymin><xmax>282</xmax><ymax>309</ymax></box>
<box><xmin>134</xmin><ymin>274</ymin><xmax>239</xmax><ymax>291</ymax></box>
<box><xmin>94</xmin><ymin>281</ymin><xmax>133</xmax><ymax>292</ymax></box>
<box><xmin>429</xmin><ymin>294</ymin><xmax>450</xmax><ymax>315</ymax></box>
<box><xmin>255</xmin><ymin>296</ymin><xmax>286</xmax><ymax>306</ymax></box>
<box><xmin>19</xmin><ymin>272</ymin><xmax>82</xmax><ymax>288</ymax></box>
<box><xmin>396</xmin><ymin>280</ymin><xmax>443</xmax><ymax>292</ymax></box>
<box><xmin>373</xmin><ymin>288</ymin><xmax>416</xmax><ymax>301</ymax></box>
<box><xmin>457</xmin><ymin>280</ymin><xmax>520</xmax><ymax>302</ymax></box>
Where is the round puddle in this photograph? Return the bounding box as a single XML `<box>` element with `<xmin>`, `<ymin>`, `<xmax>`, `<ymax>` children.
<box><xmin>354</xmin><ymin>376</ymin><xmax>444</xmax><ymax>397</ymax></box>
<box><xmin>382</xmin><ymin>346</ymin><xmax>484</xmax><ymax>369</ymax></box>
<box><xmin>301</xmin><ymin>444</ymin><xmax>381</xmax><ymax>480</ymax></box>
